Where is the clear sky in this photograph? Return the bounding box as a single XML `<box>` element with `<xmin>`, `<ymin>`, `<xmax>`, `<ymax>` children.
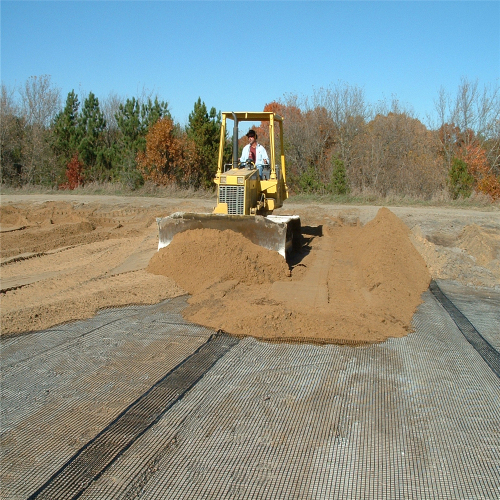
<box><xmin>1</xmin><ymin>1</ymin><xmax>499</xmax><ymax>126</ymax></box>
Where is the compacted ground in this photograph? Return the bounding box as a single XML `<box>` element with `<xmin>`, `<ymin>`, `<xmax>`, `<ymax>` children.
<box><xmin>1</xmin><ymin>194</ymin><xmax>499</xmax><ymax>341</ymax></box>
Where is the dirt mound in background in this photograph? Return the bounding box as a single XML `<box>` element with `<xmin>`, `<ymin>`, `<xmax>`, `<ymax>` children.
<box><xmin>458</xmin><ymin>224</ymin><xmax>500</xmax><ymax>268</ymax></box>
<box><xmin>410</xmin><ymin>221</ymin><xmax>500</xmax><ymax>288</ymax></box>
<box><xmin>147</xmin><ymin>229</ymin><xmax>290</xmax><ymax>294</ymax></box>
<box><xmin>0</xmin><ymin>201</ymin><xmax>157</xmax><ymax>260</ymax></box>
<box><xmin>148</xmin><ymin>208</ymin><xmax>431</xmax><ymax>344</ymax></box>
<box><xmin>0</xmin><ymin>201</ymin><xmax>87</xmax><ymax>227</ymax></box>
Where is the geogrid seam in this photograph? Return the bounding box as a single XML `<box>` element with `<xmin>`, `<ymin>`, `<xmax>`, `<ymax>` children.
<box><xmin>435</xmin><ymin>279</ymin><xmax>500</xmax><ymax>353</ymax></box>
<box><xmin>430</xmin><ymin>280</ymin><xmax>500</xmax><ymax>378</ymax></box>
<box><xmin>81</xmin><ymin>291</ymin><xmax>500</xmax><ymax>500</ymax></box>
<box><xmin>26</xmin><ymin>332</ymin><xmax>239</xmax><ymax>500</ymax></box>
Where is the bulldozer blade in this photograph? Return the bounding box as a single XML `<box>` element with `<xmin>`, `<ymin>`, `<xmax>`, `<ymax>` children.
<box><xmin>157</xmin><ymin>212</ymin><xmax>301</xmax><ymax>259</ymax></box>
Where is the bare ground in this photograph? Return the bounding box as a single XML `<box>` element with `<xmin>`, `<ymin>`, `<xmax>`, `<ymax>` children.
<box><xmin>1</xmin><ymin>194</ymin><xmax>499</xmax><ymax>340</ymax></box>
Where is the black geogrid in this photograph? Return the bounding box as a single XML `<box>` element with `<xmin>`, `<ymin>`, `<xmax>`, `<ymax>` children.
<box><xmin>77</xmin><ymin>293</ymin><xmax>500</xmax><ymax>499</ymax></box>
<box><xmin>430</xmin><ymin>280</ymin><xmax>500</xmax><ymax>378</ymax></box>
<box><xmin>2</xmin><ymin>291</ymin><xmax>499</xmax><ymax>499</ymax></box>
<box><xmin>26</xmin><ymin>332</ymin><xmax>239</xmax><ymax>500</ymax></box>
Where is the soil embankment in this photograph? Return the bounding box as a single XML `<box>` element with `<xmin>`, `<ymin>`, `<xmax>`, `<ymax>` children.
<box><xmin>148</xmin><ymin>208</ymin><xmax>431</xmax><ymax>343</ymax></box>
<box><xmin>1</xmin><ymin>196</ymin><xmax>498</xmax><ymax>340</ymax></box>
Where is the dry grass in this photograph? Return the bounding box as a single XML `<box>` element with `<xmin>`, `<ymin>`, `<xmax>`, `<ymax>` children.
<box><xmin>289</xmin><ymin>190</ymin><xmax>499</xmax><ymax>210</ymax></box>
<box><xmin>1</xmin><ymin>181</ymin><xmax>215</xmax><ymax>199</ymax></box>
<box><xmin>2</xmin><ymin>182</ymin><xmax>498</xmax><ymax>210</ymax></box>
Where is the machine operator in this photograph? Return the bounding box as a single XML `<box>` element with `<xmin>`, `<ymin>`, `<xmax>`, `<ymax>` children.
<box><xmin>240</xmin><ymin>130</ymin><xmax>269</xmax><ymax>179</ymax></box>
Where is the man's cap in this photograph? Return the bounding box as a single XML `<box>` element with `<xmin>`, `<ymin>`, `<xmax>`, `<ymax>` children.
<box><xmin>246</xmin><ymin>129</ymin><xmax>257</xmax><ymax>138</ymax></box>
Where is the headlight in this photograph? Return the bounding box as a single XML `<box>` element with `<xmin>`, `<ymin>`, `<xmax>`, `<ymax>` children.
<box><xmin>220</xmin><ymin>176</ymin><xmax>226</xmax><ymax>184</ymax></box>
<box><xmin>237</xmin><ymin>177</ymin><xmax>244</xmax><ymax>185</ymax></box>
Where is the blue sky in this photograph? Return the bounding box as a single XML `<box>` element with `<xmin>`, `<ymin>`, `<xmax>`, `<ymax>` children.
<box><xmin>1</xmin><ymin>1</ymin><xmax>499</xmax><ymax>126</ymax></box>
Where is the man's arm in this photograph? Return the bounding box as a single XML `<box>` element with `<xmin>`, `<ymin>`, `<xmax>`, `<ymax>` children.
<box><xmin>259</xmin><ymin>145</ymin><xmax>269</xmax><ymax>164</ymax></box>
<box><xmin>240</xmin><ymin>144</ymin><xmax>249</xmax><ymax>162</ymax></box>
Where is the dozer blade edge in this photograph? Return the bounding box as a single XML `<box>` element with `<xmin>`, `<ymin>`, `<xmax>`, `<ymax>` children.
<box><xmin>156</xmin><ymin>212</ymin><xmax>301</xmax><ymax>259</ymax></box>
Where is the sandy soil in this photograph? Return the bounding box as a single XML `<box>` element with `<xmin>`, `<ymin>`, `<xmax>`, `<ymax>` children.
<box><xmin>148</xmin><ymin>209</ymin><xmax>430</xmax><ymax>343</ymax></box>
<box><xmin>1</xmin><ymin>194</ymin><xmax>499</xmax><ymax>341</ymax></box>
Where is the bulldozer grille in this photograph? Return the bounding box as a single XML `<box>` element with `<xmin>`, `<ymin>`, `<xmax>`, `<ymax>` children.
<box><xmin>219</xmin><ymin>185</ymin><xmax>244</xmax><ymax>215</ymax></box>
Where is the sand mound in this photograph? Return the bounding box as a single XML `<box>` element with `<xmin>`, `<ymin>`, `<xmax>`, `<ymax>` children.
<box><xmin>410</xmin><ymin>222</ymin><xmax>500</xmax><ymax>288</ymax></box>
<box><xmin>147</xmin><ymin>208</ymin><xmax>431</xmax><ymax>344</ymax></box>
<box><xmin>147</xmin><ymin>229</ymin><xmax>290</xmax><ymax>294</ymax></box>
<box><xmin>458</xmin><ymin>224</ymin><xmax>500</xmax><ymax>268</ymax></box>
<box><xmin>351</xmin><ymin>207</ymin><xmax>429</xmax><ymax>309</ymax></box>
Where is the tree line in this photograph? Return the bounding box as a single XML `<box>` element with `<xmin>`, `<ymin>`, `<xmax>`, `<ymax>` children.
<box><xmin>1</xmin><ymin>75</ymin><xmax>499</xmax><ymax>200</ymax></box>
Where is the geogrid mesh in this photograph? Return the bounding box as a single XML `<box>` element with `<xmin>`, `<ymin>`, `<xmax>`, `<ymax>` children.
<box><xmin>436</xmin><ymin>279</ymin><xmax>500</xmax><ymax>353</ymax></box>
<box><xmin>430</xmin><ymin>280</ymin><xmax>500</xmax><ymax>377</ymax></box>
<box><xmin>1</xmin><ymin>290</ymin><xmax>499</xmax><ymax>499</ymax></box>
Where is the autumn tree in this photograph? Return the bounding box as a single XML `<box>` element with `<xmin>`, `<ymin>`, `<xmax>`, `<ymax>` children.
<box><xmin>352</xmin><ymin>110</ymin><xmax>444</xmax><ymax>197</ymax></box>
<box><xmin>460</xmin><ymin>143</ymin><xmax>500</xmax><ymax>199</ymax></box>
<box><xmin>265</xmin><ymin>96</ymin><xmax>336</xmax><ymax>191</ymax></box>
<box><xmin>136</xmin><ymin>117</ymin><xmax>196</xmax><ymax>187</ymax></box>
<box><xmin>256</xmin><ymin>100</ymin><xmax>299</xmax><ymax>153</ymax></box>
<box><xmin>433</xmin><ymin>78</ymin><xmax>500</xmax><ymax>172</ymax></box>
<box><xmin>59</xmin><ymin>153</ymin><xmax>85</xmax><ymax>190</ymax></box>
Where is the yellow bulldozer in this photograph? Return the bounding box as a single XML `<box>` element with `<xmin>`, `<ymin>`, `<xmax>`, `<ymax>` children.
<box><xmin>156</xmin><ymin>111</ymin><xmax>301</xmax><ymax>258</ymax></box>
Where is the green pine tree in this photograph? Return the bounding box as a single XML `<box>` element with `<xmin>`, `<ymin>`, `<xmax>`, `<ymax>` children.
<box><xmin>77</xmin><ymin>92</ymin><xmax>108</xmax><ymax>181</ymax></box>
<box><xmin>298</xmin><ymin>164</ymin><xmax>322</xmax><ymax>193</ymax></box>
<box><xmin>52</xmin><ymin>90</ymin><xmax>80</xmax><ymax>180</ymax></box>
<box><xmin>448</xmin><ymin>157</ymin><xmax>474</xmax><ymax>199</ymax></box>
<box><xmin>328</xmin><ymin>156</ymin><xmax>350</xmax><ymax>195</ymax></box>
<box><xmin>141</xmin><ymin>97</ymin><xmax>170</xmax><ymax>130</ymax></box>
<box><xmin>186</xmin><ymin>98</ymin><xmax>225</xmax><ymax>189</ymax></box>
<box><xmin>116</xmin><ymin>97</ymin><xmax>143</xmax><ymax>152</ymax></box>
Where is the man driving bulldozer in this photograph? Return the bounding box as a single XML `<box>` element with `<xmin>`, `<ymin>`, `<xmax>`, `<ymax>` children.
<box><xmin>240</xmin><ymin>130</ymin><xmax>270</xmax><ymax>179</ymax></box>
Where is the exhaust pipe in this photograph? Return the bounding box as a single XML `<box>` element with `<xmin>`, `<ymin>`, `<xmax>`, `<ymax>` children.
<box><xmin>232</xmin><ymin>112</ymin><xmax>238</xmax><ymax>169</ymax></box>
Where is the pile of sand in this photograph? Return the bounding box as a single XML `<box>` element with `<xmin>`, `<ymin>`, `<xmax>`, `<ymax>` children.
<box><xmin>410</xmin><ymin>222</ymin><xmax>500</xmax><ymax>288</ymax></box>
<box><xmin>147</xmin><ymin>208</ymin><xmax>431</xmax><ymax>344</ymax></box>
<box><xmin>147</xmin><ymin>229</ymin><xmax>289</xmax><ymax>294</ymax></box>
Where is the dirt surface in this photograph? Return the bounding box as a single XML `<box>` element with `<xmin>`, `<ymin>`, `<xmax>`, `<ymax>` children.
<box><xmin>1</xmin><ymin>194</ymin><xmax>499</xmax><ymax>341</ymax></box>
<box><xmin>148</xmin><ymin>209</ymin><xmax>430</xmax><ymax>343</ymax></box>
